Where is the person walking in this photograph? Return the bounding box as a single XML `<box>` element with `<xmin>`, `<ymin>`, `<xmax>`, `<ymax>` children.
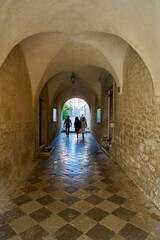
<box><xmin>74</xmin><ymin>117</ymin><xmax>81</xmax><ymax>138</ymax></box>
<box><xmin>64</xmin><ymin>116</ymin><xmax>72</xmax><ymax>136</ymax></box>
<box><xmin>80</xmin><ymin>114</ymin><xmax>87</xmax><ymax>123</ymax></box>
<box><xmin>81</xmin><ymin>116</ymin><xmax>87</xmax><ymax>139</ymax></box>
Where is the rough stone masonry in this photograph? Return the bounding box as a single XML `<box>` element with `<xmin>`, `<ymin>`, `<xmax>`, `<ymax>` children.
<box><xmin>115</xmin><ymin>46</ymin><xmax>160</xmax><ymax>209</ymax></box>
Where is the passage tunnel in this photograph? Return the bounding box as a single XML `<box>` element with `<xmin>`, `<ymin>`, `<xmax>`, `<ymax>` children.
<box><xmin>0</xmin><ymin>1</ymin><xmax>160</xmax><ymax>239</ymax></box>
<box><xmin>61</xmin><ymin>98</ymin><xmax>91</xmax><ymax>132</ymax></box>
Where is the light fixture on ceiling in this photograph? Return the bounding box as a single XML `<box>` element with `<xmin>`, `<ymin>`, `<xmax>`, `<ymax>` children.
<box><xmin>71</xmin><ymin>72</ymin><xmax>75</xmax><ymax>85</ymax></box>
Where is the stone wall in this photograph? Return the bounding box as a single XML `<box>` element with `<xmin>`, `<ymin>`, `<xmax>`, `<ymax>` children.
<box><xmin>101</xmin><ymin>88</ymin><xmax>109</xmax><ymax>140</ymax></box>
<box><xmin>0</xmin><ymin>48</ymin><xmax>62</xmax><ymax>201</ymax></box>
<box><xmin>39</xmin><ymin>85</ymin><xmax>50</xmax><ymax>146</ymax></box>
<box><xmin>90</xmin><ymin>102</ymin><xmax>102</xmax><ymax>144</ymax></box>
<box><xmin>38</xmin><ymin>86</ymin><xmax>62</xmax><ymax>147</ymax></box>
<box><xmin>0</xmin><ymin>47</ymin><xmax>37</xmax><ymax>196</ymax></box>
<box><xmin>91</xmin><ymin>77</ymin><xmax>113</xmax><ymax>145</ymax></box>
<box><xmin>51</xmin><ymin>104</ymin><xmax>62</xmax><ymax>141</ymax></box>
<box><xmin>115</xmin><ymin>46</ymin><xmax>160</xmax><ymax>208</ymax></box>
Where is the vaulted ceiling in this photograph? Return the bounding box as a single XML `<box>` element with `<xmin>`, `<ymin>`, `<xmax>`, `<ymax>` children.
<box><xmin>0</xmin><ymin>0</ymin><xmax>160</xmax><ymax>106</ymax></box>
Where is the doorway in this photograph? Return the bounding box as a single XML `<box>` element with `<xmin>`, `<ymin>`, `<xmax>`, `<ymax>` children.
<box><xmin>61</xmin><ymin>98</ymin><xmax>91</xmax><ymax>132</ymax></box>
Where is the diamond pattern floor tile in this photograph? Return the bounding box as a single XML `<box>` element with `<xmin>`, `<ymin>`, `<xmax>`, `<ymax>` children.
<box><xmin>61</xmin><ymin>195</ymin><xmax>80</xmax><ymax>206</ymax></box>
<box><xmin>94</xmin><ymin>190</ymin><xmax>113</xmax><ymax>199</ymax></box>
<box><xmin>86</xmin><ymin>223</ymin><xmax>115</xmax><ymax>240</ymax></box>
<box><xmin>58</xmin><ymin>208</ymin><xmax>81</xmax><ymax>222</ymax></box>
<box><xmin>72</xmin><ymin>190</ymin><xmax>91</xmax><ymax>200</ymax></box>
<box><xmin>36</xmin><ymin>195</ymin><xmax>56</xmax><ymax>206</ymax></box>
<box><xmin>72</xmin><ymin>201</ymin><xmax>93</xmax><ymax>213</ymax></box>
<box><xmin>119</xmin><ymin>223</ymin><xmax>149</xmax><ymax>240</ymax></box>
<box><xmin>1</xmin><ymin>133</ymin><xmax>160</xmax><ymax>240</ymax></box>
<box><xmin>20</xmin><ymin>200</ymin><xmax>42</xmax><ymax>214</ymax></box>
<box><xmin>85</xmin><ymin>195</ymin><xmax>104</xmax><ymax>205</ymax></box>
<box><xmin>107</xmin><ymin>194</ymin><xmax>128</xmax><ymax>205</ymax></box>
<box><xmin>130</xmin><ymin>214</ymin><xmax>152</xmax><ymax>233</ymax></box>
<box><xmin>19</xmin><ymin>224</ymin><xmax>49</xmax><ymax>240</ymax></box>
<box><xmin>100</xmin><ymin>214</ymin><xmax>126</xmax><ymax>233</ymax></box>
<box><xmin>30</xmin><ymin>207</ymin><xmax>52</xmax><ymax>223</ymax></box>
<box><xmin>2</xmin><ymin>208</ymin><xmax>26</xmax><ymax>225</ymax></box>
<box><xmin>83</xmin><ymin>178</ymin><xmax>96</xmax><ymax>184</ymax></box>
<box><xmin>112</xmin><ymin>207</ymin><xmax>136</xmax><ymax>222</ymax></box>
<box><xmin>12</xmin><ymin>195</ymin><xmax>32</xmax><ymax>206</ymax></box>
<box><xmin>64</xmin><ymin>179</ymin><xmax>79</xmax><ymax>184</ymax></box>
<box><xmin>9</xmin><ymin>215</ymin><xmax>36</xmax><ymax>234</ymax></box>
<box><xmin>97</xmin><ymin>200</ymin><xmax>119</xmax><ymax>213</ymax></box>
<box><xmin>70</xmin><ymin>214</ymin><xmax>96</xmax><ymax>233</ymax></box>
<box><xmin>46</xmin><ymin>178</ymin><xmax>60</xmax><ymax>184</ymax></box>
<box><xmin>85</xmin><ymin>207</ymin><xmax>109</xmax><ymax>222</ymax></box>
<box><xmin>83</xmin><ymin>186</ymin><xmax>100</xmax><ymax>194</ymax></box>
<box><xmin>40</xmin><ymin>215</ymin><xmax>66</xmax><ymax>234</ymax></box>
<box><xmin>55</xmin><ymin>224</ymin><xmax>82</xmax><ymax>240</ymax></box>
<box><xmin>27</xmin><ymin>177</ymin><xmax>42</xmax><ymax>184</ymax></box>
<box><xmin>27</xmin><ymin>190</ymin><xmax>47</xmax><ymax>200</ymax></box>
<box><xmin>20</xmin><ymin>186</ymin><xmax>38</xmax><ymax>194</ymax></box>
<box><xmin>0</xmin><ymin>224</ymin><xmax>16</xmax><ymax>240</ymax></box>
<box><xmin>63</xmin><ymin>186</ymin><xmax>79</xmax><ymax>194</ymax></box>
<box><xmin>46</xmin><ymin>200</ymin><xmax>68</xmax><ymax>214</ymax></box>
<box><xmin>43</xmin><ymin>185</ymin><xmax>59</xmax><ymax>193</ymax></box>
<box><xmin>105</xmin><ymin>186</ymin><xmax>121</xmax><ymax>194</ymax></box>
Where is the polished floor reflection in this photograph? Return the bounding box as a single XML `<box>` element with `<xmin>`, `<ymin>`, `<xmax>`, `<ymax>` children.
<box><xmin>0</xmin><ymin>133</ymin><xmax>160</xmax><ymax>240</ymax></box>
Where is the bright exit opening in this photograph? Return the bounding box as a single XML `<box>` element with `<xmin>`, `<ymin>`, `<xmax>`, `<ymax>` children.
<box><xmin>62</xmin><ymin>98</ymin><xmax>91</xmax><ymax>132</ymax></box>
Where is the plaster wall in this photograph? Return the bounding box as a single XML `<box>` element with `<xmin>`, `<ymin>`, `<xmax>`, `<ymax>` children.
<box><xmin>20</xmin><ymin>34</ymin><xmax>125</xmax><ymax>104</ymax></box>
<box><xmin>0</xmin><ymin>0</ymin><xmax>160</xmax><ymax>97</ymax></box>
<box><xmin>115</xmin><ymin>46</ymin><xmax>160</xmax><ymax>208</ymax></box>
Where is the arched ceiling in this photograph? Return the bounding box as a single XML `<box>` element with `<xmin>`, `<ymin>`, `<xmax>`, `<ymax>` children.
<box><xmin>0</xmin><ymin>0</ymin><xmax>160</xmax><ymax>100</ymax></box>
<box><xmin>56</xmin><ymin>86</ymin><xmax>98</xmax><ymax>111</ymax></box>
<box><xmin>47</xmin><ymin>66</ymin><xmax>103</xmax><ymax>109</ymax></box>
<box><xmin>19</xmin><ymin>32</ymin><xmax>127</xmax><ymax>105</ymax></box>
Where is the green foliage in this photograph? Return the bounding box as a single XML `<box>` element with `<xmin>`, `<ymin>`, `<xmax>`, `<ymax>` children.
<box><xmin>62</xmin><ymin>101</ymin><xmax>72</xmax><ymax>120</ymax></box>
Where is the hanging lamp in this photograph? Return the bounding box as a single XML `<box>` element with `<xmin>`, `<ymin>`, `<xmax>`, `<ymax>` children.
<box><xmin>71</xmin><ymin>72</ymin><xmax>75</xmax><ymax>85</ymax></box>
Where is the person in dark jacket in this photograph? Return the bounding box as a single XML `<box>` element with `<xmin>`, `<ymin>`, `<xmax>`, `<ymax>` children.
<box><xmin>74</xmin><ymin>117</ymin><xmax>81</xmax><ymax>138</ymax></box>
<box><xmin>64</xmin><ymin>116</ymin><xmax>72</xmax><ymax>136</ymax></box>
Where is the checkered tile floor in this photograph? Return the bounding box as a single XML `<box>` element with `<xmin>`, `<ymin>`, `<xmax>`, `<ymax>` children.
<box><xmin>0</xmin><ymin>134</ymin><xmax>160</xmax><ymax>240</ymax></box>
